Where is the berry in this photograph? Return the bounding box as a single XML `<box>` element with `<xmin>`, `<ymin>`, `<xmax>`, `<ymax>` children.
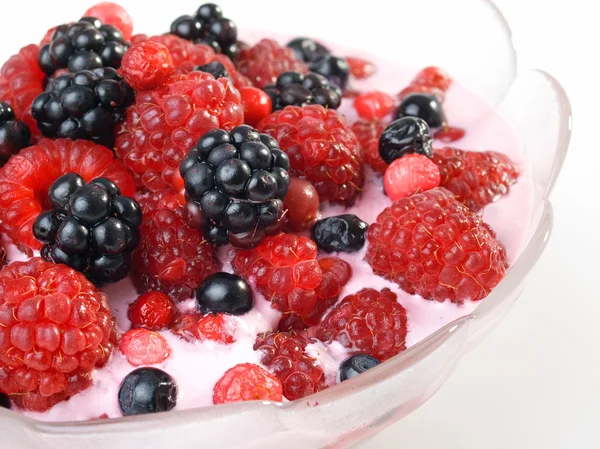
<box><xmin>346</xmin><ymin>56</ymin><xmax>376</xmax><ymax>80</ymax></box>
<box><xmin>196</xmin><ymin>273</ymin><xmax>254</xmax><ymax>315</ymax></box>
<box><xmin>339</xmin><ymin>354</ymin><xmax>380</xmax><ymax>381</ymax></box>
<box><xmin>254</xmin><ymin>332</ymin><xmax>327</xmax><ymax>400</ymax></box>
<box><xmin>115</xmin><ymin>70</ymin><xmax>244</xmax><ymax>192</ymax></box>
<box><xmin>238</xmin><ymin>39</ymin><xmax>308</xmax><ymax>88</ymax></box>
<box><xmin>0</xmin><ymin>393</ymin><xmax>9</xmax><ymax>409</ymax></box>
<box><xmin>411</xmin><ymin>66</ymin><xmax>452</xmax><ymax>92</ymax></box>
<box><xmin>128</xmin><ymin>291</ymin><xmax>176</xmax><ymax>330</ymax></box>
<box><xmin>397</xmin><ymin>93</ymin><xmax>445</xmax><ymax>129</ymax></box>
<box><xmin>398</xmin><ymin>84</ymin><xmax>444</xmax><ymax>103</ymax></box>
<box><xmin>353</xmin><ymin>91</ymin><xmax>394</xmax><ymax>121</ymax></box>
<box><xmin>434</xmin><ymin>126</ymin><xmax>466</xmax><ymax>143</ymax></box>
<box><xmin>350</xmin><ymin>119</ymin><xmax>389</xmax><ymax>174</ymax></box>
<box><xmin>384</xmin><ymin>154</ymin><xmax>441</xmax><ymax>200</ymax></box>
<box><xmin>171</xmin><ymin>313</ymin><xmax>236</xmax><ymax>344</ymax></box>
<box><xmin>263</xmin><ymin>71</ymin><xmax>342</xmax><ymax>111</ymax></box>
<box><xmin>0</xmin><ymin>241</ymin><xmax>5</xmax><ymax>269</ymax></box>
<box><xmin>130</xmin><ymin>207</ymin><xmax>219</xmax><ymax>301</ymax></box>
<box><xmin>195</xmin><ymin>61</ymin><xmax>228</xmax><ymax>79</ymax></box>
<box><xmin>0</xmin><ymin>258</ymin><xmax>117</xmax><ymax>412</ymax></box>
<box><xmin>239</xmin><ymin>86</ymin><xmax>272</xmax><ymax>126</ymax></box>
<box><xmin>120</xmin><ymin>329</ymin><xmax>171</xmax><ymax>366</ymax></box>
<box><xmin>0</xmin><ymin>102</ymin><xmax>31</xmax><ymax>167</ymax></box>
<box><xmin>121</xmin><ymin>41</ymin><xmax>174</xmax><ymax>90</ymax></box>
<box><xmin>432</xmin><ymin>147</ymin><xmax>520</xmax><ymax>212</ymax></box>
<box><xmin>33</xmin><ymin>173</ymin><xmax>141</xmax><ymax>285</ymax></box>
<box><xmin>317</xmin><ymin>288</ymin><xmax>407</xmax><ymax>361</ymax></box>
<box><xmin>379</xmin><ymin>117</ymin><xmax>433</xmax><ymax>164</ymax></box>
<box><xmin>233</xmin><ymin>233</ymin><xmax>352</xmax><ymax>328</ymax></box>
<box><xmin>308</xmin><ymin>55</ymin><xmax>350</xmax><ymax>89</ymax></box>
<box><xmin>286</xmin><ymin>37</ymin><xmax>330</xmax><ymax>63</ymax></box>
<box><xmin>180</xmin><ymin>125</ymin><xmax>289</xmax><ymax>248</ymax></box>
<box><xmin>365</xmin><ymin>187</ymin><xmax>508</xmax><ymax>303</ymax></box>
<box><xmin>83</xmin><ymin>2</ymin><xmax>134</xmax><ymax>41</ymax></box>
<box><xmin>32</xmin><ymin>68</ymin><xmax>133</xmax><ymax>147</ymax></box>
<box><xmin>311</xmin><ymin>214</ymin><xmax>368</xmax><ymax>253</ymax></box>
<box><xmin>283</xmin><ymin>177</ymin><xmax>320</xmax><ymax>231</ymax></box>
<box><xmin>258</xmin><ymin>105</ymin><xmax>364</xmax><ymax>204</ymax></box>
<box><xmin>0</xmin><ymin>138</ymin><xmax>134</xmax><ymax>252</ymax></box>
<box><xmin>118</xmin><ymin>367</ymin><xmax>177</xmax><ymax>416</ymax></box>
<box><xmin>213</xmin><ymin>363</ymin><xmax>282</xmax><ymax>404</ymax></box>
<box><xmin>134</xmin><ymin>189</ymin><xmax>183</xmax><ymax>215</ymax></box>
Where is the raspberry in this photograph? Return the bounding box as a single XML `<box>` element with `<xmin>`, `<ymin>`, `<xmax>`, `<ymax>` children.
<box><xmin>351</xmin><ymin>119</ymin><xmax>388</xmax><ymax>174</ymax></box>
<box><xmin>120</xmin><ymin>329</ymin><xmax>171</xmax><ymax>366</ymax></box>
<box><xmin>254</xmin><ymin>332</ymin><xmax>327</xmax><ymax>400</ymax></box>
<box><xmin>121</xmin><ymin>42</ymin><xmax>175</xmax><ymax>91</ymax></box>
<box><xmin>239</xmin><ymin>86</ymin><xmax>273</xmax><ymax>126</ymax></box>
<box><xmin>258</xmin><ymin>105</ymin><xmax>364</xmax><ymax>204</ymax></box>
<box><xmin>213</xmin><ymin>363</ymin><xmax>282</xmax><ymax>404</ymax></box>
<box><xmin>84</xmin><ymin>2</ymin><xmax>134</xmax><ymax>41</ymax></box>
<box><xmin>353</xmin><ymin>91</ymin><xmax>394</xmax><ymax>121</ymax></box>
<box><xmin>384</xmin><ymin>154</ymin><xmax>441</xmax><ymax>200</ymax></box>
<box><xmin>0</xmin><ymin>258</ymin><xmax>117</xmax><ymax>412</ymax></box>
<box><xmin>346</xmin><ymin>56</ymin><xmax>376</xmax><ymax>80</ymax></box>
<box><xmin>238</xmin><ymin>39</ymin><xmax>308</xmax><ymax>88</ymax></box>
<box><xmin>412</xmin><ymin>66</ymin><xmax>453</xmax><ymax>92</ymax></box>
<box><xmin>432</xmin><ymin>147</ymin><xmax>520</xmax><ymax>212</ymax></box>
<box><xmin>434</xmin><ymin>126</ymin><xmax>466</xmax><ymax>143</ymax></box>
<box><xmin>171</xmin><ymin>313</ymin><xmax>235</xmax><ymax>344</ymax></box>
<box><xmin>114</xmin><ymin>70</ymin><xmax>244</xmax><ymax>192</ymax></box>
<box><xmin>233</xmin><ymin>233</ymin><xmax>352</xmax><ymax>329</ymax></box>
<box><xmin>128</xmin><ymin>292</ymin><xmax>176</xmax><ymax>331</ymax></box>
<box><xmin>317</xmin><ymin>288</ymin><xmax>407</xmax><ymax>361</ymax></box>
<box><xmin>134</xmin><ymin>189</ymin><xmax>184</xmax><ymax>215</ymax></box>
<box><xmin>0</xmin><ymin>138</ymin><xmax>134</xmax><ymax>252</ymax></box>
<box><xmin>130</xmin><ymin>208</ymin><xmax>219</xmax><ymax>301</ymax></box>
<box><xmin>365</xmin><ymin>187</ymin><xmax>508</xmax><ymax>303</ymax></box>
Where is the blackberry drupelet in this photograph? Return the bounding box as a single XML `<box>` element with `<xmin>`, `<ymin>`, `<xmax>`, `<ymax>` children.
<box><xmin>194</xmin><ymin>61</ymin><xmax>229</xmax><ymax>79</ymax></box>
<box><xmin>286</xmin><ymin>37</ymin><xmax>330</xmax><ymax>63</ymax></box>
<box><xmin>38</xmin><ymin>17</ymin><xmax>129</xmax><ymax>76</ymax></box>
<box><xmin>0</xmin><ymin>102</ymin><xmax>31</xmax><ymax>166</ymax></box>
<box><xmin>181</xmin><ymin>125</ymin><xmax>290</xmax><ymax>249</ymax></box>
<box><xmin>32</xmin><ymin>173</ymin><xmax>142</xmax><ymax>285</ymax></box>
<box><xmin>263</xmin><ymin>71</ymin><xmax>342</xmax><ymax>110</ymax></box>
<box><xmin>31</xmin><ymin>68</ymin><xmax>133</xmax><ymax>147</ymax></box>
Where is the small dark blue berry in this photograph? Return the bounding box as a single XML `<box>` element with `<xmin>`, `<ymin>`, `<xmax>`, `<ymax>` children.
<box><xmin>196</xmin><ymin>272</ymin><xmax>254</xmax><ymax>315</ymax></box>
<box><xmin>118</xmin><ymin>368</ymin><xmax>178</xmax><ymax>416</ymax></box>
<box><xmin>312</xmin><ymin>214</ymin><xmax>368</xmax><ymax>253</ymax></box>
<box><xmin>378</xmin><ymin>117</ymin><xmax>433</xmax><ymax>164</ymax></box>
<box><xmin>339</xmin><ymin>354</ymin><xmax>380</xmax><ymax>382</ymax></box>
<box><xmin>199</xmin><ymin>189</ymin><xmax>229</xmax><ymax>220</ymax></box>
<box><xmin>230</xmin><ymin>125</ymin><xmax>260</xmax><ymax>145</ymax></box>
<box><xmin>246</xmin><ymin>170</ymin><xmax>277</xmax><ymax>202</ymax></box>
<box><xmin>206</xmin><ymin>143</ymin><xmax>237</xmax><ymax>167</ymax></box>
<box><xmin>396</xmin><ymin>93</ymin><xmax>446</xmax><ymax>129</ymax></box>
<box><xmin>49</xmin><ymin>173</ymin><xmax>86</xmax><ymax>210</ymax></box>
<box><xmin>239</xmin><ymin>142</ymin><xmax>271</xmax><ymax>170</ymax></box>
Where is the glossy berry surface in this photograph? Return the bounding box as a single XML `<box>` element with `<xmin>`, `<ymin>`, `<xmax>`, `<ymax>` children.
<box><xmin>317</xmin><ymin>288</ymin><xmax>407</xmax><ymax>361</ymax></box>
<box><xmin>384</xmin><ymin>153</ymin><xmax>441</xmax><ymax>200</ymax></box>
<box><xmin>308</xmin><ymin>54</ymin><xmax>350</xmax><ymax>89</ymax></box>
<box><xmin>283</xmin><ymin>177</ymin><xmax>320</xmax><ymax>231</ymax></box>
<box><xmin>195</xmin><ymin>61</ymin><xmax>228</xmax><ymax>79</ymax></box>
<box><xmin>0</xmin><ymin>101</ymin><xmax>31</xmax><ymax>166</ymax></box>
<box><xmin>213</xmin><ymin>363</ymin><xmax>282</xmax><ymax>404</ymax></box>
<box><xmin>120</xmin><ymin>329</ymin><xmax>171</xmax><ymax>366</ymax></box>
<box><xmin>411</xmin><ymin>66</ymin><xmax>453</xmax><ymax>92</ymax></box>
<box><xmin>263</xmin><ymin>71</ymin><xmax>342</xmax><ymax>111</ymax></box>
<box><xmin>365</xmin><ymin>187</ymin><xmax>508</xmax><ymax>303</ymax></box>
<box><xmin>351</xmin><ymin>119</ymin><xmax>389</xmax><ymax>174</ymax></box>
<box><xmin>118</xmin><ymin>367</ymin><xmax>177</xmax><ymax>416</ymax></box>
<box><xmin>397</xmin><ymin>93</ymin><xmax>446</xmax><ymax>129</ymax></box>
<box><xmin>312</xmin><ymin>214</ymin><xmax>368</xmax><ymax>253</ymax></box>
<box><xmin>286</xmin><ymin>37</ymin><xmax>330</xmax><ymax>63</ymax></box>
<box><xmin>196</xmin><ymin>273</ymin><xmax>254</xmax><ymax>315</ymax></box>
<box><xmin>121</xmin><ymin>41</ymin><xmax>174</xmax><ymax>90</ymax></box>
<box><xmin>346</xmin><ymin>56</ymin><xmax>376</xmax><ymax>80</ymax></box>
<box><xmin>339</xmin><ymin>354</ymin><xmax>380</xmax><ymax>381</ymax></box>
<box><xmin>354</xmin><ymin>91</ymin><xmax>394</xmax><ymax>121</ymax></box>
<box><xmin>0</xmin><ymin>393</ymin><xmax>9</xmax><ymax>409</ymax></box>
<box><xmin>239</xmin><ymin>86</ymin><xmax>272</xmax><ymax>126</ymax></box>
<box><xmin>379</xmin><ymin>117</ymin><xmax>433</xmax><ymax>164</ymax></box>
<box><xmin>83</xmin><ymin>2</ymin><xmax>134</xmax><ymax>41</ymax></box>
<box><xmin>128</xmin><ymin>291</ymin><xmax>176</xmax><ymax>330</ymax></box>
<box><xmin>0</xmin><ymin>258</ymin><xmax>117</xmax><ymax>412</ymax></box>
<box><xmin>171</xmin><ymin>313</ymin><xmax>236</xmax><ymax>344</ymax></box>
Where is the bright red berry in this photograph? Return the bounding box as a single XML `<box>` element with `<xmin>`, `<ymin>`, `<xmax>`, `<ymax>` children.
<box><xmin>350</xmin><ymin>119</ymin><xmax>389</xmax><ymax>173</ymax></box>
<box><xmin>239</xmin><ymin>86</ymin><xmax>272</xmax><ymax>126</ymax></box>
<box><xmin>346</xmin><ymin>56</ymin><xmax>376</xmax><ymax>80</ymax></box>
<box><xmin>258</xmin><ymin>105</ymin><xmax>364</xmax><ymax>204</ymax></box>
<box><xmin>412</xmin><ymin>66</ymin><xmax>453</xmax><ymax>91</ymax></box>
<box><xmin>120</xmin><ymin>329</ymin><xmax>171</xmax><ymax>366</ymax></box>
<box><xmin>353</xmin><ymin>91</ymin><xmax>395</xmax><ymax>121</ymax></box>
<box><xmin>432</xmin><ymin>147</ymin><xmax>520</xmax><ymax>212</ymax></box>
<box><xmin>128</xmin><ymin>292</ymin><xmax>176</xmax><ymax>331</ymax></box>
<box><xmin>0</xmin><ymin>138</ymin><xmax>134</xmax><ymax>252</ymax></box>
<box><xmin>434</xmin><ymin>126</ymin><xmax>466</xmax><ymax>143</ymax></box>
<box><xmin>384</xmin><ymin>154</ymin><xmax>441</xmax><ymax>200</ymax></box>
<box><xmin>366</xmin><ymin>187</ymin><xmax>508</xmax><ymax>303</ymax></box>
<box><xmin>213</xmin><ymin>363</ymin><xmax>282</xmax><ymax>405</ymax></box>
<box><xmin>0</xmin><ymin>258</ymin><xmax>117</xmax><ymax>412</ymax></box>
<box><xmin>84</xmin><ymin>2</ymin><xmax>134</xmax><ymax>40</ymax></box>
<box><xmin>134</xmin><ymin>189</ymin><xmax>184</xmax><ymax>215</ymax></box>
<box><xmin>121</xmin><ymin>41</ymin><xmax>174</xmax><ymax>91</ymax></box>
<box><xmin>254</xmin><ymin>332</ymin><xmax>327</xmax><ymax>401</ymax></box>
<box><xmin>171</xmin><ymin>313</ymin><xmax>236</xmax><ymax>344</ymax></box>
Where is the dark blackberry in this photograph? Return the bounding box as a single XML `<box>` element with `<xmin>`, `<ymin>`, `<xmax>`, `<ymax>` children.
<box><xmin>309</xmin><ymin>54</ymin><xmax>350</xmax><ymax>89</ymax></box>
<box><xmin>263</xmin><ymin>71</ymin><xmax>342</xmax><ymax>111</ymax></box>
<box><xmin>31</xmin><ymin>67</ymin><xmax>133</xmax><ymax>147</ymax></box>
<box><xmin>0</xmin><ymin>102</ymin><xmax>31</xmax><ymax>167</ymax></box>
<box><xmin>194</xmin><ymin>61</ymin><xmax>229</xmax><ymax>79</ymax></box>
<box><xmin>286</xmin><ymin>37</ymin><xmax>330</xmax><ymax>63</ymax></box>
<box><xmin>312</xmin><ymin>214</ymin><xmax>368</xmax><ymax>253</ymax></box>
<box><xmin>396</xmin><ymin>93</ymin><xmax>446</xmax><ymax>129</ymax></box>
<box><xmin>379</xmin><ymin>117</ymin><xmax>433</xmax><ymax>164</ymax></box>
<box><xmin>38</xmin><ymin>17</ymin><xmax>129</xmax><ymax>76</ymax></box>
<box><xmin>180</xmin><ymin>125</ymin><xmax>290</xmax><ymax>249</ymax></box>
<box><xmin>32</xmin><ymin>173</ymin><xmax>142</xmax><ymax>285</ymax></box>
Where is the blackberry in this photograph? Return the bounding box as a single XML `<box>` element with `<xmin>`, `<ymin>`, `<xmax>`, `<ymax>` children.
<box><xmin>396</xmin><ymin>93</ymin><xmax>446</xmax><ymax>129</ymax></box>
<box><xmin>33</xmin><ymin>173</ymin><xmax>142</xmax><ymax>285</ymax></box>
<box><xmin>181</xmin><ymin>125</ymin><xmax>290</xmax><ymax>249</ymax></box>
<box><xmin>0</xmin><ymin>393</ymin><xmax>10</xmax><ymax>409</ymax></box>
<box><xmin>309</xmin><ymin>55</ymin><xmax>350</xmax><ymax>90</ymax></box>
<box><xmin>379</xmin><ymin>117</ymin><xmax>433</xmax><ymax>164</ymax></box>
<box><xmin>286</xmin><ymin>37</ymin><xmax>330</xmax><ymax>63</ymax></box>
<box><xmin>0</xmin><ymin>102</ymin><xmax>31</xmax><ymax>167</ymax></box>
<box><xmin>263</xmin><ymin>71</ymin><xmax>342</xmax><ymax>111</ymax></box>
<box><xmin>312</xmin><ymin>214</ymin><xmax>368</xmax><ymax>253</ymax></box>
<box><xmin>31</xmin><ymin>68</ymin><xmax>133</xmax><ymax>147</ymax></box>
<box><xmin>38</xmin><ymin>17</ymin><xmax>129</xmax><ymax>76</ymax></box>
<box><xmin>194</xmin><ymin>61</ymin><xmax>229</xmax><ymax>79</ymax></box>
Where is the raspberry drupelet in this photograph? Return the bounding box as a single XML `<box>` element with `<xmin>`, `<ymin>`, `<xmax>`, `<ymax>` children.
<box><xmin>351</xmin><ymin>119</ymin><xmax>389</xmax><ymax>174</ymax></box>
<box><xmin>83</xmin><ymin>2</ymin><xmax>134</xmax><ymax>41</ymax></box>
<box><xmin>171</xmin><ymin>313</ymin><xmax>236</xmax><ymax>344</ymax></box>
<box><xmin>128</xmin><ymin>291</ymin><xmax>177</xmax><ymax>330</ymax></box>
<box><xmin>213</xmin><ymin>363</ymin><xmax>282</xmax><ymax>404</ymax></box>
<box><xmin>121</xmin><ymin>41</ymin><xmax>174</xmax><ymax>91</ymax></box>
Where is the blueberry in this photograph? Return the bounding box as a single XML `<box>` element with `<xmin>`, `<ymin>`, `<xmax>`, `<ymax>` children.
<box><xmin>170</xmin><ymin>15</ymin><xmax>202</xmax><ymax>40</ymax></box>
<box><xmin>378</xmin><ymin>117</ymin><xmax>433</xmax><ymax>164</ymax></box>
<box><xmin>49</xmin><ymin>173</ymin><xmax>86</xmax><ymax>210</ymax></box>
<box><xmin>196</xmin><ymin>272</ymin><xmax>254</xmax><ymax>315</ymax></box>
<box><xmin>118</xmin><ymin>368</ymin><xmax>178</xmax><ymax>416</ymax></box>
<box><xmin>286</xmin><ymin>37</ymin><xmax>330</xmax><ymax>63</ymax></box>
<box><xmin>396</xmin><ymin>93</ymin><xmax>446</xmax><ymax>129</ymax></box>
<box><xmin>309</xmin><ymin>55</ymin><xmax>350</xmax><ymax>89</ymax></box>
<box><xmin>312</xmin><ymin>214</ymin><xmax>368</xmax><ymax>253</ymax></box>
<box><xmin>339</xmin><ymin>354</ymin><xmax>380</xmax><ymax>381</ymax></box>
<box><xmin>0</xmin><ymin>393</ymin><xmax>10</xmax><ymax>409</ymax></box>
<box><xmin>68</xmin><ymin>184</ymin><xmax>111</xmax><ymax>225</ymax></box>
<box><xmin>194</xmin><ymin>61</ymin><xmax>229</xmax><ymax>79</ymax></box>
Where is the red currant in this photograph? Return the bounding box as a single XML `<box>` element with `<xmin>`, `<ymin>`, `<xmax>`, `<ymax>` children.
<box><xmin>239</xmin><ymin>86</ymin><xmax>272</xmax><ymax>126</ymax></box>
<box><xmin>354</xmin><ymin>91</ymin><xmax>395</xmax><ymax>120</ymax></box>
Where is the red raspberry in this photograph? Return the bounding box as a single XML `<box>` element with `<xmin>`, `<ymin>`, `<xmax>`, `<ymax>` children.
<box><xmin>239</xmin><ymin>86</ymin><xmax>273</xmax><ymax>126</ymax></box>
<box><xmin>121</xmin><ymin>41</ymin><xmax>174</xmax><ymax>91</ymax></box>
<box><xmin>258</xmin><ymin>105</ymin><xmax>364</xmax><ymax>204</ymax></box>
<box><xmin>384</xmin><ymin>154</ymin><xmax>441</xmax><ymax>200</ymax></box>
<box><xmin>0</xmin><ymin>258</ymin><xmax>117</xmax><ymax>412</ymax></box>
<box><xmin>351</xmin><ymin>119</ymin><xmax>389</xmax><ymax>174</ymax></box>
<box><xmin>115</xmin><ymin>70</ymin><xmax>244</xmax><ymax>191</ymax></box>
<box><xmin>134</xmin><ymin>189</ymin><xmax>184</xmax><ymax>215</ymax></box>
<box><xmin>412</xmin><ymin>66</ymin><xmax>453</xmax><ymax>91</ymax></box>
<box><xmin>0</xmin><ymin>138</ymin><xmax>134</xmax><ymax>252</ymax></box>
<box><xmin>254</xmin><ymin>332</ymin><xmax>327</xmax><ymax>401</ymax></box>
<box><xmin>233</xmin><ymin>233</ymin><xmax>352</xmax><ymax>329</ymax></box>
<box><xmin>365</xmin><ymin>187</ymin><xmax>508</xmax><ymax>303</ymax></box>
<box><xmin>131</xmin><ymin>208</ymin><xmax>219</xmax><ymax>301</ymax></box>
<box><xmin>432</xmin><ymin>147</ymin><xmax>520</xmax><ymax>212</ymax></box>
<box><xmin>84</xmin><ymin>2</ymin><xmax>134</xmax><ymax>40</ymax></box>
<box><xmin>346</xmin><ymin>56</ymin><xmax>376</xmax><ymax>80</ymax></box>
<box><xmin>120</xmin><ymin>329</ymin><xmax>171</xmax><ymax>366</ymax></box>
<box><xmin>213</xmin><ymin>363</ymin><xmax>282</xmax><ymax>404</ymax></box>
<box><xmin>317</xmin><ymin>288</ymin><xmax>407</xmax><ymax>361</ymax></box>
<box><xmin>353</xmin><ymin>91</ymin><xmax>395</xmax><ymax>121</ymax></box>
<box><xmin>128</xmin><ymin>292</ymin><xmax>176</xmax><ymax>331</ymax></box>
<box><xmin>434</xmin><ymin>126</ymin><xmax>466</xmax><ymax>143</ymax></box>
<box><xmin>171</xmin><ymin>313</ymin><xmax>235</xmax><ymax>344</ymax></box>
<box><xmin>238</xmin><ymin>39</ymin><xmax>308</xmax><ymax>88</ymax></box>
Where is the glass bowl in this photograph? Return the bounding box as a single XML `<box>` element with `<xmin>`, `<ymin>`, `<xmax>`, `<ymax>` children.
<box><xmin>0</xmin><ymin>0</ymin><xmax>571</xmax><ymax>447</ymax></box>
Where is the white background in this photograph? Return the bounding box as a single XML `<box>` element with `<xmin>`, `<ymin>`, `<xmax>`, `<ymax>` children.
<box><xmin>1</xmin><ymin>1</ymin><xmax>598</xmax><ymax>448</ymax></box>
